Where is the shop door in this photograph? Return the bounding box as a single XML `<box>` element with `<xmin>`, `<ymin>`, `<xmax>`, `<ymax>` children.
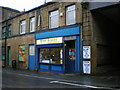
<box><xmin>29</xmin><ymin>45</ymin><xmax>35</xmax><ymax>70</ymax></box>
<box><xmin>65</xmin><ymin>40</ymin><xmax>76</xmax><ymax>73</ymax></box>
<box><xmin>7</xmin><ymin>46</ymin><xmax>11</xmax><ymax>66</ymax></box>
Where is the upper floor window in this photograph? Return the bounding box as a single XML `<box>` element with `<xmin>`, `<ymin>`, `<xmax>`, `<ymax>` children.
<box><xmin>49</xmin><ymin>10</ymin><xmax>59</xmax><ymax>28</ymax></box>
<box><xmin>37</xmin><ymin>15</ymin><xmax>41</xmax><ymax>26</ymax></box>
<box><xmin>66</xmin><ymin>5</ymin><xmax>76</xmax><ymax>25</ymax></box>
<box><xmin>8</xmin><ymin>24</ymin><xmax>12</xmax><ymax>37</ymax></box>
<box><xmin>20</xmin><ymin>20</ymin><xmax>26</xmax><ymax>34</ymax></box>
<box><xmin>30</xmin><ymin>17</ymin><xmax>35</xmax><ymax>32</ymax></box>
<box><xmin>2</xmin><ymin>27</ymin><xmax>6</xmax><ymax>38</ymax></box>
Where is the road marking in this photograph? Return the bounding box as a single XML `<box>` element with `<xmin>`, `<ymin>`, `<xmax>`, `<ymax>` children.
<box><xmin>5</xmin><ymin>72</ymin><xmax>119</xmax><ymax>90</ymax></box>
<box><xmin>50</xmin><ymin>81</ymin><xmax>118</xmax><ymax>90</ymax></box>
<box><xmin>17</xmin><ymin>73</ymin><xmax>56</xmax><ymax>80</ymax></box>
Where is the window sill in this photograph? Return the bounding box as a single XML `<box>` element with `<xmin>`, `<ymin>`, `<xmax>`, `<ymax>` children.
<box><xmin>30</xmin><ymin>30</ymin><xmax>35</xmax><ymax>33</ymax></box>
<box><xmin>20</xmin><ymin>33</ymin><xmax>26</xmax><ymax>35</ymax></box>
<box><xmin>39</xmin><ymin>62</ymin><xmax>63</xmax><ymax>66</ymax></box>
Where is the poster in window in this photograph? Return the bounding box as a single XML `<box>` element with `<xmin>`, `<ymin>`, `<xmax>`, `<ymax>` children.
<box><xmin>18</xmin><ymin>45</ymin><xmax>25</xmax><ymax>61</ymax></box>
<box><xmin>69</xmin><ymin>48</ymin><xmax>76</xmax><ymax>60</ymax></box>
<box><xmin>29</xmin><ymin>46</ymin><xmax>34</xmax><ymax>55</ymax></box>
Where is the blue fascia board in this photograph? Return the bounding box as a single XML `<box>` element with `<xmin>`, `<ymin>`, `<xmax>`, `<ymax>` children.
<box><xmin>35</xmin><ymin>26</ymin><xmax>80</xmax><ymax>40</ymax></box>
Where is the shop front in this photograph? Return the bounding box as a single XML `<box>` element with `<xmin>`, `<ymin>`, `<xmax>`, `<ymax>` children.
<box><xmin>35</xmin><ymin>26</ymin><xmax>81</xmax><ymax>73</ymax></box>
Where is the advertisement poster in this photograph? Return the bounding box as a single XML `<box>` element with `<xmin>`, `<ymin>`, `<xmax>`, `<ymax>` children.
<box><xmin>83</xmin><ymin>46</ymin><xmax>91</xmax><ymax>59</ymax></box>
<box><xmin>83</xmin><ymin>61</ymin><xmax>91</xmax><ymax>74</ymax></box>
<box><xmin>69</xmin><ymin>48</ymin><xmax>76</xmax><ymax>60</ymax></box>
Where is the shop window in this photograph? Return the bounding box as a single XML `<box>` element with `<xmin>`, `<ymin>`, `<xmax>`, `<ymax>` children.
<box><xmin>30</xmin><ymin>17</ymin><xmax>35</xmax><ymax>32</ymax></box>
<box><xmin>49</xmin><ymin>10</ymin><xmax>59</xmax><ymax>28</ymax></box>
<box><xmin>39</xmin><ymin>47</ymin><xmax>63</xmax><ymax>64</ymax></box>
<box><xmin>66</xmin><ymin>5</ymin><xmax>76</xmax><ymax>25</ymax></box>
<box><xmin>2</xmin><ymin>27</ymin><xmax>6</xmax><ymax>38</ymax></box>
<box><xmin>8</xmin><ymin>24</ymin><xmax>12</xmax><ymax>37</ymax></box>
<box><xmin>20</xmin><ymin>20</ymin><xmax>26</xmax><ymax>34</ymax></box>
<box><xmin>18</xmin><ymin>45</ymin><xmax>25</xmax><ymax>61</ymax></box>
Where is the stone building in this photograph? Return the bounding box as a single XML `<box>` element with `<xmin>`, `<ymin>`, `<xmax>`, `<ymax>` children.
<box><xmin>0</xmin><ymin>6</ymin><xmax>20</xmax><ymax>22</ymax></box>
<box><xmin>0</xmin><ymin>6</ymin><xmax>20</xmax><ymax>67</ymax></box>
<box><xmin>1</xmin><ymin>2</ymin><xmax>120</xmax><ymax>75</ymax></box>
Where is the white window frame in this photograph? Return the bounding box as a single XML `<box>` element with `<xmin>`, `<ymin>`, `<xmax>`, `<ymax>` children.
<box><xmin>66</xmin><ymin>5</ymin><xmax>76</xmax><ymax>25</ymax></box>
<box><xmin>38</xmin><ymin>15</ymin><xmax>41</xmax><ymax>26</ymax></box>
<box><xmin>49</xmin><ymin>10</ymin><xmax>59</xmax><ymax>28</ymax></box>
<box><xmin>30</xmin><ymin>17</ymin><xmax>35</xmax><ymax>32</ymax></box>
<box><xmin>20</xmin><ymin>20</ymin><xmax>26</xmax><ymax>34</ymax></box>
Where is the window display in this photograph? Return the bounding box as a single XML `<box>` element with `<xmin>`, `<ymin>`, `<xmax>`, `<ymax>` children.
<box><xmin>18</xmin><ymin>45</ymin><xmax>25</xmax><ymax>61</ymax></box>
<box><xmin>39</xmin><ymin>47</ymin><xmax>63</xmax><ymax>64</ymax></box>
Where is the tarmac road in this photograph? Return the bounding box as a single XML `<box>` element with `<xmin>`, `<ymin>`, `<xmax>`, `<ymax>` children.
<box><xmin>2</xmin><ymin>68</ymin><xmax>120</xmax><ymax>90</ymax></box>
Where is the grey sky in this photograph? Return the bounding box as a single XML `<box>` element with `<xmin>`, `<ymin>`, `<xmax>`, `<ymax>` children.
<box><xmin>0</xmin><ymin>0</ymin><xmax>45</xmax><ymax>11</ymax></box>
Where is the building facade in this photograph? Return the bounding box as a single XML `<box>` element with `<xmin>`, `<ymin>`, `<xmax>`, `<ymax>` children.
<box><xmin>1</xmin><ymin>2</ymin><xmax>83</xmax><ymax>74</ymax></box>
<box><xmin>0</xmin><ymin>6</ymin><xmax>20</xmax><ymax>67</ymax></box>
<box><xmin>1</xmin><ymin>2</ymin><xmax>120</xmax><ymax>74</ymax></box>
<box><xmin>0</xmin><ymin>6</ymin><xmax>20</xmax><ymax>22</ymax></box>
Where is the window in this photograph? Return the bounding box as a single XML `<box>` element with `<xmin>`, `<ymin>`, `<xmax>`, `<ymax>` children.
<box><xmin>38</xmin><ymin>15</ymin><xmax>41</xmax><ymax>26</ymax></box>
<box><xmin>29</xmin><ymin>45</ymin><xmax>35</xmax><ymax>56</ymax></box>
<box><xmin>18</xmin><ymin>45</ymin><xmax>25</xmax><ymax>61</ymax></box>
<box><xmin>8</xmin><ymin>24</ymin><xmax>12</xmax><ymax>37</ymax></box>
<box><xmin>20</xmin><ymin>20</ymin><xmax>26</xmax><ymax>34</ymax></box>
<box><xmin>39</xmin><ymin>47</ymin><xmax>63</xmax><ymax>64</ymax></box>
<box><xmin>66</xmin><ymin>5</ymin><xmax>76</xmax><ymax>25</ymax></box>
<box><xmin>49</xmin><ymin>10</ymin><xmax>59</xmax><ymax>28</ymax></box>
<box><xmin>30</xmin><ymin>17</ymin><xmax>35</xmax><ymax>32</ymax></box>
<box><xmin>2</xmin><ymin>46</ymin><xmax>5</xmax><ymax>61</ymax></box>
<box><xmin>2</xmin><ymin>27</ymin><xmax>6</xmax><ymax>38</ymax></box>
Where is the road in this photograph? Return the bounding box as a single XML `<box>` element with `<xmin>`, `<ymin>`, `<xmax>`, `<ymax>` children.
<box><xmin>2</xmin><ymin>68</ymin><xmax>118</xmax><ymax>90</ymax></box>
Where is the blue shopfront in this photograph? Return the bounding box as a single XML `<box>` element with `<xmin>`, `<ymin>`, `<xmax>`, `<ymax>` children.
<box><xmin>35</xmin><ymin>26</ymin><xmax>81</xmax><ymax>73</ymax></box>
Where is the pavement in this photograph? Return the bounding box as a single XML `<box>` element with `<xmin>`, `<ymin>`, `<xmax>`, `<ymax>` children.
<box><xmin>2</xmin><ymin>67</ymin><xmax>120</xmax><ymax>90</ymax></box>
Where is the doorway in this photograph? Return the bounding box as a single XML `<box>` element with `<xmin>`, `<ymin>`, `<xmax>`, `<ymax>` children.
<box><xmin>65</xmin><ymin>40</ymin><xmax>76</xmax><ymax>73</ymax></box>
<box><xmin>7</xmin><ymin>46</ymin><xmax>11</xmax><ymax>66</ymax></box>
<box><xmin>28</xmin><ymin>44</ymin><xmax>35</xmax><ymax>70</ymax></box>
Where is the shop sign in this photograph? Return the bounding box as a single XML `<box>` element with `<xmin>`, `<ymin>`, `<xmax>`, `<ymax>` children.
<box><xmin>83</xmin><ymin>61</ymin><xmax>91</xmax><ymax>74</ymax></box>
<box><xmin>36</xmin><ymin>37</ymin><xmax>63</xmax><ymax>45</ymax></box>
<box><xmin>83</xmin><ymin>46</ymin><xmax>91</xmax><ymax>59</ymax></box>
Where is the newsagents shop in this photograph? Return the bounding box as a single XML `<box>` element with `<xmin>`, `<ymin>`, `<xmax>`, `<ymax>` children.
<box><xmin>34</xmin><ymin>25</ymin><xmax>81</xmax><ymax>73</ymax></box>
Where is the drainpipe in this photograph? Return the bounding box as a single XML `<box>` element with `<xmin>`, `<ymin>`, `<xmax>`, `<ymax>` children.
<box><xmin>80</xmin><ymin>2</ymin><xmax>85</xmax><ymax>74</ymax></box>
<box><xmin>4</xmin><ymin>23</ymin><xmax>7</xmax><ymax>67</ymax></box>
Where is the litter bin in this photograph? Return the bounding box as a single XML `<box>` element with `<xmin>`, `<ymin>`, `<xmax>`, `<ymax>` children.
<box><xmin>12</xmin><ymin>60</ymin><xmax>16</xmax><ymax>69</ymax></box>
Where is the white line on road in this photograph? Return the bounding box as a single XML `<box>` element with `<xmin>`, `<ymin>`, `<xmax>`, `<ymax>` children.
<box><xmin>50</xmin><ymin>81</ymin><xmax>117</xmax><ymax>90</ymax></box>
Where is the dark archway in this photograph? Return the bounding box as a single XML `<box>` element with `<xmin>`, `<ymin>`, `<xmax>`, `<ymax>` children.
<box><xmin>91</xmin><ymin>3</ymin><xmax>120</xmax><ymax>75</ymax></box>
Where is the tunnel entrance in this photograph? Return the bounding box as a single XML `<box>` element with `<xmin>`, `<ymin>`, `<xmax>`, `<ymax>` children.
<box><xmin>91</xmin><ymin>4</ymin><xmax>120</xmax><ymax>75</ymax></box>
